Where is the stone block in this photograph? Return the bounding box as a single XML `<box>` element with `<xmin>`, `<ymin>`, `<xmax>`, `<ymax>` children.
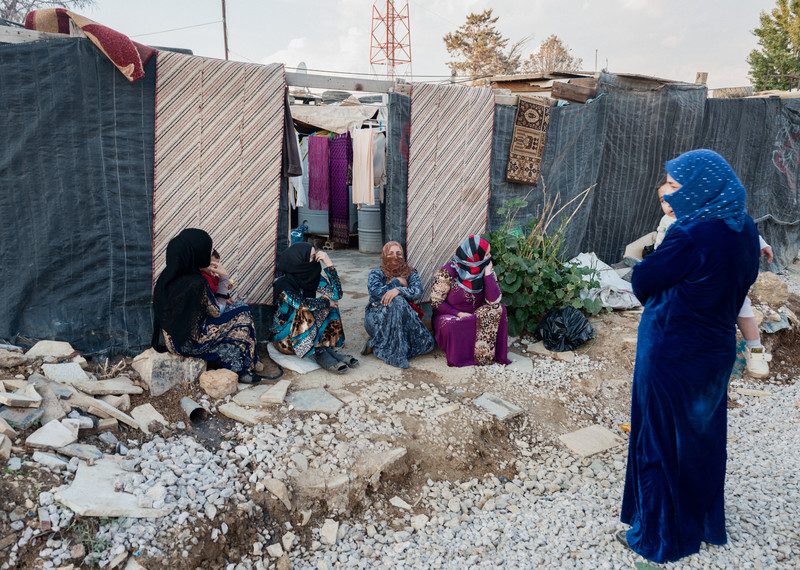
<box><xmin>130</xmin><ymin>404</ymin><xmax>168</xmax><ymax>434</ymax></box>
<box><xmin>233</xmin><ymin>384</ymin><xmax>275</xmax><ymax>408</ymax></box>
<box><xmin>0</xmin><ymin>384</ymin><xmax>42</xmax><ymax>408</ymax></box>
<box><xmin>0</xmin><ymin>349</ymin><xmax>27</xmax><ymax>369</ymax></box>
<box><xmin>42</xmin><ymin>363</ymin><xmax>90</xmax><ymax>384</ymax></box>
<box><xmin>59</xmin><ymin>443</ymin><xmax>103</xmax><ymax>462</ymax></box>
<box><xmin>25</xmin><ymin>341</ymin><xmax>75</xmax><ymax>359</ymax></box>
<box><xmin>259</xmin><ymin>380</ymin><xmax>292</xmax><ymax>405</ymax></box>
<box><xmin>320</xmin><ymin>519</ymin><xmax>339</xmax><ymax>545</ymax></box>
<box><xmin>559</xmin><ymin>424</ymin><xmax>624</xmax><ymax>457</ymax></box>
<box><xmin>199</xmin><ymin>369</ymin><xmax>239</xmax><ymax>399</ymax></box>
<box><xmin>0</xmin><ymin>405</ymin><xmax>44</xmax><ymax>430</ymax></box>
<box><xmin>286</xmin><ymin>388</ymin><xmax>343</xmax><ymax>414</ymax></box>
<box><xmin>473</xmin><ymin>393</ymin><xmax>523</xmax><ymax>421</ymax></box>
<box><xmin>131</xmin><ymin>348</ymin><xmax>205</xmax><ymax>397</ymax></box>
<box><xmin>72</xmin><ymin>377</ymin><xmax>143</xmax><ymax>396</ymax></box>
<box><xmin>32</xmin><ymin>451</ymin><xmax>69</xmax><ymax>470</ymax></box>
<box><xmin>25</xmin><ymin>419</ymin><xmax>78</xmax><ymax>450</ymax></box>
<box><xmin>218</xmin><ymin>402</ymin><xmax>268</xmax><ymax>426</ymax></box>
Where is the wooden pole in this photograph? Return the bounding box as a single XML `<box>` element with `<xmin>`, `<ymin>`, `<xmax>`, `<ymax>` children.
<box><xmin>221</xmin><ymin>0</ymin><xmax>229</xmax><ymax>61</ymax></box>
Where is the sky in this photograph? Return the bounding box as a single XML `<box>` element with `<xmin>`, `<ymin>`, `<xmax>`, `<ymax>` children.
<box><xmin>85</xmin><ymin>0</ymin><xmax>776</xmax><ymax>89</ymax></box>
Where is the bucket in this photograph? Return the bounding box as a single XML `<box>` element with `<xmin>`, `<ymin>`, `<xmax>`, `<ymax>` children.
<box><xmin>358</xmin><ymin>187</ymin><xmax>383</xmax><ymax>253</ymax></box>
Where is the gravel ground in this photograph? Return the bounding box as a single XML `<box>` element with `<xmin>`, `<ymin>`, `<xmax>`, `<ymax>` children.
<box><xmin>291</xmin><ymin>374</ymin><xmax>800</xmax><ymax>570</ymax></box>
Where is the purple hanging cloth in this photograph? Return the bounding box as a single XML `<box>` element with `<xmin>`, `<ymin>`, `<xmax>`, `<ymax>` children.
<box><xmin>308</xmin><ymin>136</ymin><xmax>330</xmax><ymax>211</ymax></box>
<box><xmin>329</xmin><ymin>132</ymin><xmax>352</xmax><ymax>245</ymax></box>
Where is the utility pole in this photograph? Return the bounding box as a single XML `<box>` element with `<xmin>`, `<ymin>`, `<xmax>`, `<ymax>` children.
<box><xmin>221</xmin><ymin>0</ymin><xmax>229</xmax><ymax>61</ymax></box>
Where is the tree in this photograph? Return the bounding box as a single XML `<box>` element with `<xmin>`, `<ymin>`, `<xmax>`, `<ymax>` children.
<box><xmin>443</xmin><ymin>9</ymin><xmax>527</xmax><ymax>79</ymax></box>
<box><xmin>748</xmin><ymin>0</ymin><xmax>800</xmax><ymax>90</ymax></box>
<box><xmin>1</xmin><ymin>0</ymin><xmax>94</xmax><ymax>23</ymax></box>
<box><xmin>523</xmin><ymin>34</ymin><xmax>583</xmax><ymax>74</ymax></box>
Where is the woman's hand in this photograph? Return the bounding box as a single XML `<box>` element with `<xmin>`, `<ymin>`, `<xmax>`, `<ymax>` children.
<box><xmin>395</xmin><ymin>276</ymin><xmax>408</xmax><ymax>287</ymax></box>
<box><xmin>382</xmin><ymin>288</ymin><xmax>401</xmax><ymax>306</ymax></box>
<box><xmin>761</xmin><ymin>245</ymin><xmax>774</xmax><ymax>263</ymax></box>
<box><xmin>456</xmin><ymin>312</ymin><xmax>471</xmax><ymax>319</ymax></box>
<box><xmin>315</xmin><ymin>251</ymin><xmax>333</xmax><ymax>267</ymax></box>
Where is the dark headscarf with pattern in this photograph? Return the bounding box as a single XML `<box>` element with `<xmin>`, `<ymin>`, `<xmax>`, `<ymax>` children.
<box><xmin>273</xmin><ymin>243</ymin><xmax>323</xmax><ymax>303</ymax></box>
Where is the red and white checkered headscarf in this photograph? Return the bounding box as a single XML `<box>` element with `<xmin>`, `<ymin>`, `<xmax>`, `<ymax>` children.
<box><xmin>451</xmin><ymin>235</ymin><xmax>491</xmax><ymax>294</ymax></box>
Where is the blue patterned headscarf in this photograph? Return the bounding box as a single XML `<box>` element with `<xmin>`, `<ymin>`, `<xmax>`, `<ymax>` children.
<box><xmin>663</xmin><ymin>149</ymin><xmax>747</xmax><ymax>232</ymax></box>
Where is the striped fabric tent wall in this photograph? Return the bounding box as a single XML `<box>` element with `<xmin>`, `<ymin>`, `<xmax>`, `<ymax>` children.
<box><xmin>153</xmin><ymin>51</ymin><xmax>285</xmax><ymax>305</ymax></box>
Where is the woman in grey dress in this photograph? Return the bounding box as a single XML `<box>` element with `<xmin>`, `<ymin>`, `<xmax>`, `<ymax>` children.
<box><xmin>363</xmin><ymin>241</ymin><xmax>435</xmax><ymax>368</ymax></box>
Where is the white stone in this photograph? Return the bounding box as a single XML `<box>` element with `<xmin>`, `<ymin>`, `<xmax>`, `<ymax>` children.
<box><xmin>41</xmin><ymin>363</ymin><xmax>90</xmax><ymax>384</ymax></box>
<box><xmin>282</xmin><ymin>531</ymin><xmax>296</xmax><ymax>552</ymax></box>
<box><xmin>320</xmin><ymin>519</ymin><xmax>339</xmax><ymax>545</ymax></box>
<box><xmin>266</xmin><ymin>543</ymin><xmax>284</xmax><ymax>558</ymax></box>
<box><xmin>259</xmin><ymin>380</ymin><xmax>292</xmax><ymax>405</ymax></box>
<box><xmin>0</xmin><ymin>384</ymin><xmax>42</xmax><ymax>408</ymax></box>
<box><xmin>286</xmin><ymin>388</ymin><xmax>343</xmax><ymax>414</ymax></box>
<box><xmin>26</xmin><ymin>420</ymin><xmax>78</xmax><ymax>450</ymax></box>
<box><xmin>389</xmin><ymin>496</ymin><xmax>412</xmax><ymax>510</ymax></box>
<box><xmin>473</xmin><ymin>393</ymin><xmax>523</xmax><ymax>421</ymax></box>
<box><xmin>199</xmin><ymin>369</ymin><xmax>239</xmax><ymax>399</ymax></box>
<box><xmin>131</xmin><ymin>348</ymin><xmax>205</xmax><ymax>397</ymax></box>
<box><xmin>25</xmin><ymin>341</ymin><xmax>75</xmax><ymax>359</ymax></box>
<box><xmin>218</xmin><ymin>402</ymin><xmax>268</xmax><ymax>426</ymax></box>
<box><xmin>410</xmin><ymin>514</ymin><xmax>429</xmax><ymax>530</ymax></box>
<box><xmin>264</xmin><ymin>478</ymin><xmax>292</xmax><ymax>510</ymax></box>
<box><xmin>130</xmin><ymin>404</ymin><xmax>167</xmax><ymax>434</ymax></box>
<box><xmin>71</xmin><ymin>377</ymin><xmax>143</xmax><ymax>396</ymax></box>
<box><xmin>32</xmin><ymin>451</ymin><xmax>69</xmax><ymax>470</ymax></box>
<box><xmin>558</xmin><ymin>425</ymin><xmax>624</xmax><ymax>457</ymax></box>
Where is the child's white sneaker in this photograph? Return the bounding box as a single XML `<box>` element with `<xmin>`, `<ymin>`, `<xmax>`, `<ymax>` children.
<box><xmin>745</xmin><ymin>347</ymin><xmax>772</xmax><ymax>379</ymax></box>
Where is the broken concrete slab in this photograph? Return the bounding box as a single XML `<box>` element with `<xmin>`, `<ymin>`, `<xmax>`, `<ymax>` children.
<box><xmin>528</xmin><ymin>341</ymin><xmax>554</xmax><ymax>357</ymax></box>
<box><xmin>263</xmin><ymin>478</ymin><xmax>292</xmax><ymax>510</ymax></box>
<box><xmin>33</xmin><ymin>381</ymin><xmax>67</xmax><ymax>424</ymax></box>
<box><xmin>0</xmin><ymin>405</ymin><xmax>44</xmax><ymax>430</ymax></box>
<box><xmin>199</xmin><ymin>369</ymin><xmax>239</xmax><ymax>399</ymax></box>
<box><xmin>559</xmin><ymin>424</ymin><xmax>625</xmax><ymax>457</ymax></box>
<box><xmin>25</xmin><ymin>340</ymin><xmax>75</xmax><ymax>359</ymax></box>
<box><xmin>286</xmin><ymin>388</ymin><xmax>343</xmax><ymax>414</ymax></box>
<box><xmin>132</xmin><ymin>348</ymin><xmax>206</xmax><ymax>397</ymax></box>
<box><xmin>0</xmin><ymin>343</ymin><xmax>22</xmax><ymax>353</ymax></box>
<box><xmin>100</xmin><ymin>394</ymin><xmax>131</xmax><ymax>412</ymax></box>
<box><xmin>259</xmin><ymin>380</ymin><xmax>292</xmax><ymax>405</ymax></box>
<box><xmin>473</xmin><ymin>393</ymin><xmax>523</xmax><ymax>421</ymax></box>
<box><xmin>329</xmin><ymin>388</ymin><xmax>359</xmax><ymax>404</ymax></box>
<box><xmin>55</xmin><ymin>457</ymin><xmax>173</xmax><ymax>517</ymax></box>
<box><xmin>506</xmin><ymin>351</ymin><xmax>534</xmax><ymax>374</ymax></box>
<box><xmin>0</xmin><ymin>416</ymin><xmax>17</xmax><ymax>439</ymax></box>
<box><xmin>554</xmin><ymin>350</ymin><xmax>576</xmax><ymax>363</ymax></box>
<box><xmin>268</xmin><ymin>344</ymin><xmax>320</xmax><ymax>374</ymax></box>
<box><xmin>0</xmin><ymin>434</ymin><xmax>10</xmax><ymax>462</ymax></box>
<box><xmin>433</xmin><ymin>403</ymin><xmax>460</xmax><ymax>418</ymax></box>
<box><xmin>233</xmin><ymin>384</ymin><xmax>276</xmax><ymax>408</ymax></box>
<box><xmin>25</xmin><ymin>419</ymin><xmax>78</xmax><ymax>450</ymax></box>
<box><xmin>42</xmin><ymin>363</ymin><xmax>90</xmax><ymax>384</ymax></box>
<box><xmin>72</xmin><ymin>377</ymin><xmax>143</xmax><ymax>396</ymax></box>
<box><xmin>130</xmin><ymin>404</ymin><xmax>168</xmax><ymax>435</ymax></box>
<box><xmin>32</xmin><ymin>451</ymin><xmax>69</xmax><ymax>470</ymax></box>
<box><xmin>67</xmin><ymin>389</ymin><xmax>139</xmax><ymax>430</ymax></box>
<box><xmin>352</xmin><ymin>447</ymin><xmax>408</xmax><ymax>488</ymax></box>
<box><xmin>218</xmin><ymin>402</ymin><xmax>268</xmax><ymax>426</ymax></box>
<box><xmin>58</xmin><ymin>443</ymin><xmax>103</xmax><ymax>462</ymax></box>
<box><xmin>0</xmin><ymin>384</ymin><xmax>42</xmax><ymax>408</ymax></box>
<box><xmin>0</xmin><ymin>349</ymin><xmax>28</xmax><ymax>369</ymax></box>
<box><xmin>29</xmin><ymin>375</ymin><xmax>74</xmax><ymax>400</ymax></box>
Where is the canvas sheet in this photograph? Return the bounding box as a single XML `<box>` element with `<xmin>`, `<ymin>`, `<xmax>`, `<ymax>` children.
<box><xmin>406</xmin><ymin>83</ymin><xmax>495</xmax><ymax>297</ymax></box>
<box><xmin>0</xmin><ymin>38</ymin><xmax>155</xmax><ymax>354</ymax></box>
<box><xmin>153</xmin><ymin>52</ymin><xmax>285</xmax><ymax>305</ymax></box>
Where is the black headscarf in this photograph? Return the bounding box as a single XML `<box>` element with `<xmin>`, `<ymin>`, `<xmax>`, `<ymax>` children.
<box><xmin>273</xmin><ymin>243</ymin><xmax>322</xmax><ymax>304</ymax></box>
<box><xmin>152</xmin><ymin>228</ymin><xmax>214</xmax><ymax>351</ymax></box>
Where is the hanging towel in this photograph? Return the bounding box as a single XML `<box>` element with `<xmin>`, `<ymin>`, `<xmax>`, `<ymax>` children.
<box><xmin>282</xmin><ymin>89</ymin><xmax>302</xmax><ymax>178</ymax></box>
<box><xmin>308</xmin><ymin>136</ymin><xmax>330</xmax><ymax>211</ymax></box>
<box><xmin>352</xmin><ymin>128</ymin><xmax>375</xmax><ymax>205</ymax></box>
<box><xmin>329</xmin><ymin>132</ymin><xmax>352</xmax><ymax>245</ymax></box>
<box><xmin>289</xmin><ymin>131</ymin><xmax>306</xmax><ymax>209</ymax></box>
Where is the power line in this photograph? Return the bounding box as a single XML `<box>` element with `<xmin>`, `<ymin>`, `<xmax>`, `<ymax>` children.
<box><xmin>283</xmin><ymin>65</ymin><xmax>464</xmax><ymax>79</ymax></box>
<box><xmin>408</xmin><ymin>0</ymin><xmax>458</xmax><ymax>27</ymax></box>
<box><xmin>130</xmin><ymin>20</ymin><xmax>222</xmax><ymax>38</ymax></box>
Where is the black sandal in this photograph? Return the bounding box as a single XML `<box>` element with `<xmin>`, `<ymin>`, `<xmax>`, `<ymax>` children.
<box><xmin>238</xmin><ymin>373</ymin><xmax>263</xmax><ymax>385</ymax></box>
<box><xmin>615</xmin><ymin>530</ymin><xmax>632</xmax><ymax>552</ymax></box>
<box><xmin>255</xmin><ymin>357</ymin><xmax>284</xmax><ymax>381</ymax></box>
<box><xmin>315</xmin><ymin>348</ymin><xmax>348</xmax><ymax>374</ymax></box>
<box><xmin>361</xmin><ymin>341</ymin><xmax>373</xmax><ymax>356</ymax></box>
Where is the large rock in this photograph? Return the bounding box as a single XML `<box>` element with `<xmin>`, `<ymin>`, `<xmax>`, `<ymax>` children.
<box><xmin>0</xmin><ymin>349</ymin><xmax>27</xmax><ymax>369</ymax></box>
<box><xmin>749</xmin><ymin>271</ymin><xmax>789</xmax><ymax>308</ymax></box>
<box><xmin>55</xmin><ymin>457</ymin><xmax>173</xmax><ymax>517</ymax></box>
<box><xmin>199</xmin><ymin>369</ymin><xmax>239</xmax><ymax>399</ymax></box>
<box><xmin>25</xmin><ymin>419</ymin><xmax>78</xmax><ymax>450</ymax></box>
<box><xmin>320</xmin><ymin>519</ymin><xmax>339</xmax><ymax>545</ymax></box>
<box><xmin>0</xmin><ymin>406</ymin><xmax>44</xmax><ymax>430</ymax></box>
<box><xmin>25</xmin><ymin>341</ymin><xmax>75</xmax><ymax>359</ymax></box>
<box><xmin>286</xmin><ymin>388</ymin><xmax>343</xmax><ymax>414</ymax></box>
<box><xmin>0</xmin><ymin>384</ymin><xmax>42</xmax><ymax>408</ymax></box>
<box><xmin>131</xmin><ymin>348</ymin><xmax>206</xmax><ymax>397</ymax></box>
<box><xmin>130</xmin><ymin>404</ymin><xmax>167</xmax><ymax>434</ymax></box>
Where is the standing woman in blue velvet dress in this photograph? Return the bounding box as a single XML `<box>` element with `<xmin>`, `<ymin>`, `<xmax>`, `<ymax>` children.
<box><xmin>619</xmin><ymin>150</ymin><xmax>760</xmax><ymax>563</ymax></box>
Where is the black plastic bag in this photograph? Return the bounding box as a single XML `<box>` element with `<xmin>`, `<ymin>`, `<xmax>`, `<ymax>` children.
<box><xmin>536</xmin><ymin>307</ymin><xmax>596</xmax><ymax>352</ymax></box>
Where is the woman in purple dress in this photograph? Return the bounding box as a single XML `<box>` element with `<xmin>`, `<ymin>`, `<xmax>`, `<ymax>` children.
<box><xmin>430</xmin><ymin>235</ymin><xmax>511</xmax><ymax>367</ymax></box>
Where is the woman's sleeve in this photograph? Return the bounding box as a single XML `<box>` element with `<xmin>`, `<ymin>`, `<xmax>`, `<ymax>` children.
<box><xmin>318</xmin><ymin>266</ymin><xmax>343</xmax><ymax>301</ymax></box>
<box><xmin>632</xmin><ymin>225</ymin><xmax>699</xmax><ymax>305</ymax></box>
<box><xmin>368</xmin><ymin>269</ymin><xmax>392</xmax><ymax>301</ymax></box>
<box><xmin>200</xmin><ymin>283</ymin><xmax>221</xmax><ymax>318</ymax></box>
<box><xmin>279</xmin><ymin>290</ymin><xmax>331</xmax><ymax>312</ymax></box>
<box><xmin>396</xmin><ymin>271</ymin><xmax>424</xmax><ymax>302</ymax></box>
<box><xmin>483</xmin><ymin>273</ymin><xmax>502</xmax><ymax>305</ymax></box>
<box><xmin>430</xmin><ymin>269</ymin><xmax>460</xmax><ymax>316</ymax></box>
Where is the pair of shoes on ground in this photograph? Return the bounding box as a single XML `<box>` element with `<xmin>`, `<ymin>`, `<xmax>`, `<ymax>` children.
<box><xmin>745</xmin><ymin>346</ymin><xmax>772</xmax><ymax>379</ymax></box>
<box><xmin>315</xmin><ymin>347</ymin><xmax>359</xmax><ymax>374</ymax></box>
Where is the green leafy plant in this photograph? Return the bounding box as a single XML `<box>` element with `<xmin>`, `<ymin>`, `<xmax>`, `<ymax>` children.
<box><xmin>488</xmin><ymin>185</ymin><xmax>602</xmax><ymax>337</ymax></box>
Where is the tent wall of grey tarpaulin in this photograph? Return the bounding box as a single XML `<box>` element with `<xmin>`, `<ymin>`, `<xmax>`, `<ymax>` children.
<box><xmin>385</xmin><ymin>76</ymin><xmax>799</xmax><ymax>267</ymax></box>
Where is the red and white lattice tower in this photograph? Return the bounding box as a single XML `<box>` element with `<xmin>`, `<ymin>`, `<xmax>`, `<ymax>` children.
<box><xmin>370</xmin><ymin>1</ymin><xmax>412</xmax><ymax>80</ymax></box>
